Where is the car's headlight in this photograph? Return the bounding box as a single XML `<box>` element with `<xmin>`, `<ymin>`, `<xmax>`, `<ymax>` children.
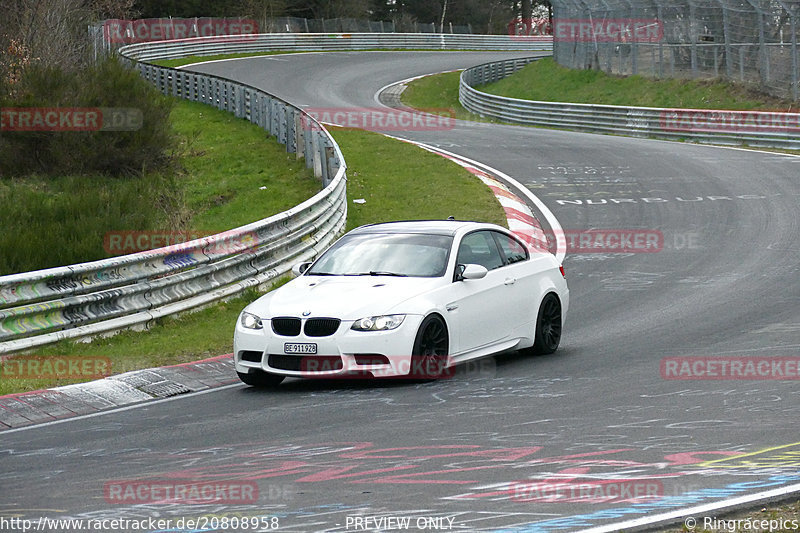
<box><xmin>351</xmin><ymin>314</ymin><xmax>406</xmax><ymax>331</ymax></box>
<box><xmin>240</xmin><ymin>311</ymin><xmax>263</xmax><ymax>330</ymax></box>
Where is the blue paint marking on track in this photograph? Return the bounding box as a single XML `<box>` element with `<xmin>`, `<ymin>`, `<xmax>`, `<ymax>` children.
<box><xmin>494</xmin><ymin>473</ymin><xmax>800</xmax><ymax>532</ymax></box>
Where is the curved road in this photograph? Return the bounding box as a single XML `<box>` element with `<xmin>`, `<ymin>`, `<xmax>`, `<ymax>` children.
<box><xmin>2</xmin><ymin>52</ymin><xmax>799</xmax><ymax>532</ymax></box>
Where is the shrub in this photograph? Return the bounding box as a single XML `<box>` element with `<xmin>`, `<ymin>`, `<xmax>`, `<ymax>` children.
<box><xmin>0</xmin><ymin>56</ymin><xmax>176</xmax><ymax>177</ymax></box>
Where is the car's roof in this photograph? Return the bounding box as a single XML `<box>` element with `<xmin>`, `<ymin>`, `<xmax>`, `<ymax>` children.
<box><xmin>349</xmin><ymin>220</ymin><xmax>503</xmax><ymax>237</ymax></box>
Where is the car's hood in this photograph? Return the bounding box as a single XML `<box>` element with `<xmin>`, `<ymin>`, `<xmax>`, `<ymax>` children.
<box><xmin>247</xmin><ymin>275</ymin><xmax>444</xmax><ymax>320</ymax></box>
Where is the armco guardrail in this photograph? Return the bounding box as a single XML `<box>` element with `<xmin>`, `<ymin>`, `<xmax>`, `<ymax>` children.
<box><xmin>0</xmin><ymin>33</ymin><xmax>552</xmax><ymax>354</ymax></box>
<box><xmin>460</xmin><ymin>57</ymin><xmax>800</xmax><ymax>150</ymax></box>
<box><xmin>118</xmin><ymin>33</ymin><xmax>552</xmax><ymax>61</ymax></box>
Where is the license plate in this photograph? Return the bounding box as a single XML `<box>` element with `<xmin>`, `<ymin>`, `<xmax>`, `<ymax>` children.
<box><xmin>284</xmin><ymin>343</ymin><xmax>317</xmax><ymax>355</ymax></box>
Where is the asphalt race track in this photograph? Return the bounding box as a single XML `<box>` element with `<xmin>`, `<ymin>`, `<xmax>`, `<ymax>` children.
<box><xmin>2</xmin><ymin>52</ymin><xmax>799</xmax><ymax>532</ymax></box>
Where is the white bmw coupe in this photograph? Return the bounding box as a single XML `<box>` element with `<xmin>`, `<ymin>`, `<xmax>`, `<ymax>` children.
<box><xmin>234</xmin><ymin>220</ymin><xmax>568</xmax><ymax>387</ymax></box>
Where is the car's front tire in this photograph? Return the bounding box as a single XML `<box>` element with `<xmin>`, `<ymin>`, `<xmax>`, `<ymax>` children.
<box><xmin>529</xmin><ymin>293</ymin><xmax>562</xmax><ymax>355</ymax></box>
<box><xmin>237</xmin><ymin>370</ymin><xmax>285</xmax><ymax>388</ymax></box>
<box><xmin>410</xmin><ymin>314</ymin><xmax>449</xmax><ymax>379</ymax></box>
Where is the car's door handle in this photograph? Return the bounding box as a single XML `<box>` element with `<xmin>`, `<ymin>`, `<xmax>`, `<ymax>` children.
<box><xmin>504</xmin><ymin>278</ymin><xmax>517</xmax><ymax>286</ymax></box>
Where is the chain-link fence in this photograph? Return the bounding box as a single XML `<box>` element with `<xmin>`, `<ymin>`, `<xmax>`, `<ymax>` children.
<box><xmin>91</xmin><ymin>17</ymin><xmax>475</xmax><ymax>58</ymax></box>
<box><xmin>550</xmin><ymin>0</ymin><xmax>800</xmax><ymax>100</ymax></box>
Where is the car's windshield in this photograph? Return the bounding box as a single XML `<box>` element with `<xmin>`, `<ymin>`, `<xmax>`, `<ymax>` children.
<box><xmin>307</xmin><ymin>232</ymin><xmax>453</xmax><ymax>277</ymax></box>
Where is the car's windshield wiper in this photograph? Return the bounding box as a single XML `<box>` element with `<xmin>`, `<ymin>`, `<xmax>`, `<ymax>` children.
<box><xmin>341</xmin><ymin>271</ymin><xmax>408</xmax><ymax>277</ymax></box>
<box><xmin>307</xmin><ymin>271</ymin><xmax>338</xmax><ymax>276</ymax></box>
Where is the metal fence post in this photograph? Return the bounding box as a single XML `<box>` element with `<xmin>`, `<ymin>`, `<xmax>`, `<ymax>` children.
<box><xmin>718</xmin><ymin>0</ymin><xmax>733</xmax><ymax>78</ymax></box>
<box><xmin>793</xmin><ymin>14</ymin><xmax>799</xmax><ymax>100</ymax></box>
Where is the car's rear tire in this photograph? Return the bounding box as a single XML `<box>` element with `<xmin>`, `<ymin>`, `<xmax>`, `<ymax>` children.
<box><xmin>237</xmin><ymin>370</ymin><xmax>285</xmax><ymax>388</ymax></box>
<box><xmin>529</xmin><ymin>293</ymin><xmax>562</xmax><ymax>355</ymax></box>
<box><xmin>410</xmin><ymin>314</ymin><xmax>449</xmax><ymax>379</ymax></box>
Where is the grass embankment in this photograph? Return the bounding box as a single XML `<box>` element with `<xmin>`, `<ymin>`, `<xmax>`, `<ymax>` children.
<box><xmin>0</xmin><ymin>121</ymin><xmax>505</xmax><ymax>395</ymax></box>
<box><xmin>402</xmin><ymin>57</ymin><xmax>793</xmax><ymax>111</ymax></box>
<box><xmin>153</xmin><ymin>51</ymin><xmax>295</xmax><ymax>68</ymax></box>
<box><xmin>0</xmin><ymin>99</ymin><xmax>317</xmax><ymax>275</ymax></box>
<box><xmin>399</xmin><ymin>70</ymin><xmax>490</xmax><ymax>122</ymax></box>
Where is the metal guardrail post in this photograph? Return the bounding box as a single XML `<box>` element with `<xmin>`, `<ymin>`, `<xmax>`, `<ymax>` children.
<box><xmin>294</xmin><ymin>113</ymin><xmax>304</xmax><ymax>160</ymax></box>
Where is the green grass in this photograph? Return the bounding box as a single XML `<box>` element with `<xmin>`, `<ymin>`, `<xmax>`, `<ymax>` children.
<box><xmin>0</xmin><ymin>125</ymin><xmax>507</xmax><ymax>395</ymax></box>
<box><xmin>172</xmin><ymin>100</ymin><xmax>318</xmax><ymax>233</ymax></box>
<box><xmin>479</xmin><ymin>57</ymin><xmax>793</xmax><ymax>110</ymax></box>
<box><xmin>0</xmin><ymin>99</ymin><xmax>317</xmax><ymax>275</ymax></box>
<box><xmin>0</xmin><ymin>172</ymin><xmax>183</xmax><ymax>275</ymax></box>
<box><xmin>399</xmin><ymin>70</ymin><xmax>495</xmax><ymax>122</ymax></box>
<box><xmin>153</xmin><ymin>51</ymin><xmax>296</xmax><ymax>68</ymax></box>
<box><xmin>329</xmin><ymin>126</ymin><xmax>506</xmax><ymax>229</ymax></box>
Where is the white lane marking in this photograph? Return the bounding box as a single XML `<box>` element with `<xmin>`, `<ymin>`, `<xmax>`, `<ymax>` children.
<box><xmin>576</xmin><ymin>481</ymin><xmax>800</xmax><ymax>533</ymax></box>
<box><xmin>0</xmin><ymin>383</ymin><xmax>243</xmax><ymax>435</ymax></box>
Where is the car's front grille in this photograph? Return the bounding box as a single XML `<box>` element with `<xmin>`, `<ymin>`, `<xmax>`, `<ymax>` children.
<box><xmin>268</xmin><ymin>354</ymin><xmax>343</xmax><ymax>372</ymax></box>
<box><xmin>304</xmin><ymin>318</ymin><xmax>341</xmax><ymax>337</ymax></box>
<box><xmin>270</xmin><ymin>317</ymin><xmax>340</xmax><ymax>337</ymax></box>
<box><xmin>272</xmin><ymin>317</ymin><xmax>301</xmax><ymax>336</ymax></box>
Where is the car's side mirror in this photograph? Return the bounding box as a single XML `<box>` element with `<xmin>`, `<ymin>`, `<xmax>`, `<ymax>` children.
<box><xmin>456</xmin><ymin>263</ymin><xmax>488</xmax><ymax>281</ymax></box>
<box><xmin>291</xmin><ymin>262</ymin><xmax>312</xmax><ymax>277</ymax></box>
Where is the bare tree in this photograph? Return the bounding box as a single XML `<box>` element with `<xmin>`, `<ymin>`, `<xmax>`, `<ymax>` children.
<box><xmin>240</xmin><ymin>0</ymin><xmax>287</xmax><ymax>21</ymax></box>
<box><xmin>521</xmin><ymin>0</ymin><xmax>533</xmax><ymax>21</ymax></box>
<box><xmin>1</xmin><ymin>0</ymin><xmax>94</xmax><ymax>73</ymax></box>
<box><xmin>88</xmin><ymin>0</ymin><xmax>138</xmax><ymax>19</ymax></box>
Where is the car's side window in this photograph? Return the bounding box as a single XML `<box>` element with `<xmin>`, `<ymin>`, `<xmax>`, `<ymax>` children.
<box><xmin>493</xmin><ymin>231</ymin><xmax>529</xmax><ymax>265</ymax></box>
<box><xmin>456</xmin><ymin>231</ymin><xmax>504</xmax><ymax>271</ymax></box>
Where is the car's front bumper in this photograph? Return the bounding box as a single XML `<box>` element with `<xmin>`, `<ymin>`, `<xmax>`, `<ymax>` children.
<box><xmin>234</xmin><ymin>314</ymin><xmax>426</xmax><ymax>379</ymax></box>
